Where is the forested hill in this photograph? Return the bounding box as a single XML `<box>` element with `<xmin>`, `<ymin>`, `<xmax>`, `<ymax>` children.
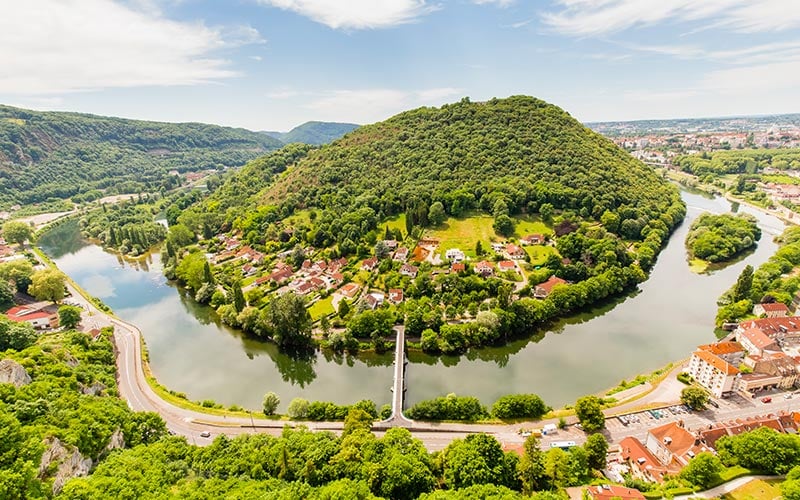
<box><xmin>261</xmin><ymin>96</ymin><xmax>682</xmax><ymax>228</ymax></box>
<box><xmin>0</xmin><ymin>104</ymin><xmax>283</xmax><ymax>205</ymax></box>
<box><xmin>264</xmin><ymin>121</ymin><xmax>359</xmax><ymax>145</ymax></box>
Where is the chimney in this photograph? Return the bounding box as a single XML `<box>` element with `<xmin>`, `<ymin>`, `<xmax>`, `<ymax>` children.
<box><xmin>664</xmin><ymin>437</ymin><xmax>672</xmax><ymax>445</ymax></box>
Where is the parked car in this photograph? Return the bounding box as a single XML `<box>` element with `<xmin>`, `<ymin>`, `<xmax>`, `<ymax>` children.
<box><xmin>200</xmin><ymin>431</ymin><xmax>211</xmax><ymax>438</ymax></box>
<box><xmin>708</xmin><ymin>399</ymin><xmax>719</xmax><ymax>408</ymax></box>
<box><xmin>761</xmin><ymin>397</ymin><xmax>772</xmax><ymax>403</ymax></box>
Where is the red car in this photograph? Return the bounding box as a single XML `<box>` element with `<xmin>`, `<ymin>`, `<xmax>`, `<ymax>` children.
<box><xmin>761</xmin><ymin>397</ymin><xmax>772</xmax><ymax>403</ymax></box>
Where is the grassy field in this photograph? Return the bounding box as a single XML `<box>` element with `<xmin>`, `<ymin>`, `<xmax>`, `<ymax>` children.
<box><xmin>513</xmin><ymin>215</ymin><xmax>552</xmax><ymax>238</ymax></box>
<box><xmin>308</xmin><ymin>295</ymin><xmax>334</xmax><ymax>320</ymax></box>
<box><xmin>283</xmin><ymin>209</ymin><xmax>314</xmax><ymax>227</ymax></box>
<box><xmin>720</xmin><ymin>478</ymin><xmax>782</xmax><ymax>500</ymax></box>
<box><xmin>381</xmin><ymin>214</ymin><xmax>407</xmax><ymax>236</ymax></box>
<box><xmin>427</xmin><ymin>214</ymin><xmax>498</xmax><ymax>258</ymax></box>
<box><xmin>525</xmin><ymin>245</ymin><xmax>559</xmax><ymax>266</ymax></box>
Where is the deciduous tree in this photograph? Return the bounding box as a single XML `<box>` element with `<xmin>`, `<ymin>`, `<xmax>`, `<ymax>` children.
<box><xmin>28</xmin><ymin>269</ymin><xmax>66</xmax><ymax>303</ymax></box>
<box><xmin>58</xmin><ymin>305</ymin><xmax>82</xmax><ymax>330</ymax></box>
<box><xmin>262</xmin><ymin>392</ymin><xmax>280</xmax><ymax>416</ymax></box>
<box><xmin>574</xmin><ymin>396</ymin><xmax>605</xmax><ymax>433</ymax></box>
<box><xmin>681</xmin><ymin>386</ymin><xmax>709</xmax><ymax>410</ymax></box>
<box><xmin>2</xmin><ymin>221</ymin><xmax>32</xmax><ymax>246</ymax></box>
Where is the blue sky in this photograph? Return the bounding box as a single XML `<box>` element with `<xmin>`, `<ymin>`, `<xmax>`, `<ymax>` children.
<box><xmin>2</xmin><ymin>0</ymin><xmax>799</xmax><ymax>130</ymax></box>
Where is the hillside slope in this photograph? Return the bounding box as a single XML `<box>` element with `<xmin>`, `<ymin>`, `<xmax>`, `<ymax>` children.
<box><xmin>261</xmin><ymin>96</ymin><xmax>683</xmax><ymax>231</ymax></box>
<box><xmin>0</xmin><ymin>105</ymin><xmax>283</xmax><ymax>205</ymax></box>
<box><xmin>264</xmin><ymin>121</ymin><xmax>359</xmax><ymax>145</ymax></box>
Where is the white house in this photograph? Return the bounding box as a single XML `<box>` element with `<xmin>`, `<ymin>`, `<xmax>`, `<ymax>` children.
<box><xmin>445</xmin><ymin>248</ymin><xmax>465</xmax><ymax>262</ymax></box>
<box><xmin>687</xmin><ymin>349</ymin><xmax>740</xmax><ymax>398</ymax></box>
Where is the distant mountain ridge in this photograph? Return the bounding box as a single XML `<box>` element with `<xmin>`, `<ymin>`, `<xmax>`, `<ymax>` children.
<box><xmin>264</xmin><ymin>121</ymin><xmax>359</xmax><ymax>145</ymax></box>
<box><xmin>0</xmin><ymin>104</ymin><xmax>283</xmax><ymax>205</ymax></box>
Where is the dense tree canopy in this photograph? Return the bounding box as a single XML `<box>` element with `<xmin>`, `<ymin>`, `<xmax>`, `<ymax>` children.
<box><xmin>2</xmin><ymin>221</ymin><xmax>33</xmax><ymax>245</ymax></box>
<box><xmin>686</xmin><ymin>213</ymin><xmax>760</xmax><ymax>263</ymax></box>
<box><xmin>28</xmin><ymin>269</ymin><xmax>67</xmax><ymax>303</ymax></box>
<box><xmin>0</xmin><ymin>104</ymin><xmax>282</xmax><ymax>206</ymax></box>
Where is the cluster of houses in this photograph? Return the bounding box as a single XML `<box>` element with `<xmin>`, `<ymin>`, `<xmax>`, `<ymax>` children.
<box><xmin>619</xmin><ymin>413</ymin><xmax>800</xmax><ymax>484</ymax></box>
<box><xmin>685</xmin><ymin>303</ymin><xmax>800</xmax><ymax>399</ymax></box>
<box><xmin>208</xmin><ymin>230</ymin><xmax>561</xmax><ymax>319</ymax></box>
<box><xmin>605</xmin><ymin>302</ymin><xmax>800</xmax><ymax>488</ymax></box>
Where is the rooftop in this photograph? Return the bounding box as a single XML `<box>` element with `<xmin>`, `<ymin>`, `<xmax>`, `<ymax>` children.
<box><xmin>692</xmin><ymin>349</ymin><xmax>740</xmax><ymax>376</ymax></box>
<box><xmin>697</xmin><ymin>341</ymin><xmax>744</xmax><ymax>356</ymax></box>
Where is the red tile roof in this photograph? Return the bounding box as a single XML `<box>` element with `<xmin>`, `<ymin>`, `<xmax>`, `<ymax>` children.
<box><xmin>759</xmin><ymin>303</ymin><xmax>790</xmax><ymax>312</ymax></box>
<box><xmin>697</xmin><ymin>342</ymin><xmax>744</xmax><ymax>356</ymax></box>
<box><xmin>586</xmin><ymin>485</ymin><xmax>645</xmax><ymax>500</ymax></box>
<box><xmin>619</xmin><ymin>437</ymin><xmax>673</xmax><ymax>483</ymax></box>
<box><xmin>741</xmin><ymin>327</ymin><xmax>780</xmax><ymax>350</ymax></box>
<box><xmin>739</xmin><ymin>317</ymin><xmax>800</xmax><ymax>336</ymax></box>
<box><xmin>692</xmin><ymin>349</ymin><xmax>740</xmax><ymax>376</ymax></box>
<box><xmin>536</xmin><ymin>275</ymin><xmax>567</xmax><ymax>294</ymax></box>
<box><xmin>339</xmin><ymin>283</ymin><xmax>360</xmax><ymax>298</ymax></box>
<box><xmin>649</xmin><ymin>422</ymin><xmax>697</xmax><ymax>460</ymax></box>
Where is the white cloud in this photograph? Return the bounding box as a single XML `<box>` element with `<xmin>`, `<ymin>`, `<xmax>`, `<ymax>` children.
<box><xmin>255</xmin><ymin>0</ymin><xmax>439</xmax><ymax>29</ymax></box>
<box><xmin>473</xmin><ymin>0</ymin><xmax>515</xmax><ymax>7</ymax></box>
<box><xmin>542</xmin><ymin>0</ymin><xmax>800</xmax><ymax>37</ymax></box>
<box><xmin>0</xmin><ymin>0</ymin><xmax>260</xmax><ymax>95</ymax></box>
<box><xmin>701</xmin><ymin>60</ymin><xmax>800</xmax><ymax>93</ymax></box>
<box><xmin>305</xmin><ymin>87</ymin><xmax>463</xmax><ymax>123</ymax></box>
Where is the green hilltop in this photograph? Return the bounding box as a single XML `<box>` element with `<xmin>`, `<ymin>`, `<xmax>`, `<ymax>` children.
<box><xmin>264</xmin><ymin>121</ymin><xmax>359</xmax><ymax>145</ymax></box>
<box><xmin>0</xmin><ymin>104</ymin><xmax>283</xmax><ymax>206</ymax></box>
<box><xmin>202</xmin><ymin>95</ymin><xmax>684</xmax><ymax>241</ymax></box>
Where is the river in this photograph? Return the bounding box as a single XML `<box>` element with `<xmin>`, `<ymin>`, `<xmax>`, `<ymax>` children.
<box><xmin>38</xmin><ymin>188</ymin><xmax>785</xmax><ymax>411</ymax></box>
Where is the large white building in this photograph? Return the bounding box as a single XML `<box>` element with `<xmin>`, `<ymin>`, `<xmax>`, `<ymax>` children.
<box><xmin>686</xmin><ymin>343</ymin><xmax>744</xmax><ymax>397</ymax></box>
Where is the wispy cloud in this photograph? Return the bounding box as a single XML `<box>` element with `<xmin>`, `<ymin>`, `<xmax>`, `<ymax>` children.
<box><xmin>473</xmin><ymin>0</ymin><xmax>515</xmax><ymax>7</ymax></box>
<box><xmin>504</xmin><ymin>18</ymin><xmax>534</xmax><ymax>29</ymax></box>
<box><xmin>255</xmin><ymin>0</ymin><xmax>440</xmax><ymax>30</ymax></box>
<box><xmin>305</xmin><ymin>87</ymin><xmax>463</xmax><ymax>123</ymax></box>
<box><xmin>0</xmin><ymin>0</ymin><xmax>260</xmax><ymax>95</ymax></box>
<box><xmin>542</xmin><ymin>0</ymin><xmax>800</xmax><ymax>37</ymax></box>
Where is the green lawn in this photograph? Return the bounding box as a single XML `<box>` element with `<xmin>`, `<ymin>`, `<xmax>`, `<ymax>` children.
<box><xmin>428</xmin><ymin>214</ymin><xmax>498</xmax><ymax>258</ymax></box>
<box><xmin>513</xmin><ymin>215</ymin><xmax>553</xmax><ymax>238</ymax></box>
<box><xmin>524</xmin><ymin>245</ymin><xmax>559</xmax><ymax>266</ymax></box>
<box><xmin>720</xmin><ymin>478</ymin><xmax>782</xmax><ymax>500</ymax></box>
<box><xmin>308</xmin><ymin>295</ymin><xmax>334</xmax><ymax>320</ymax></box>
<box><xmin>381</xmin><ymin>214</ymin><xmax>407</xmax><ymax>236</ymax></box>
<box><xmin>427</xmin><ymin>214</ymin><xmax>556</xmax><ymax>260</ymax></box>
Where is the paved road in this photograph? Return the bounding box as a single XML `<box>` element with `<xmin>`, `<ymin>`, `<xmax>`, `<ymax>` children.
<box><xmin>63</xmin><ymin>280</ymin><xmax>800</xmax><ymax>454</ymax></box>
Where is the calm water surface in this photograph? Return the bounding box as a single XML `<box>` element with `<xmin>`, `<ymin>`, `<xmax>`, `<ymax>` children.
<box><xmin>38</xmin><ymin>188</ymin><xmax>785</xmax><ymax>410</ymax></box>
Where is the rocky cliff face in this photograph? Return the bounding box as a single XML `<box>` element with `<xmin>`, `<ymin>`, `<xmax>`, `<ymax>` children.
<box><xmin>38</xmin><ymin>437</ymin><xmax>92</xmax><ymax>495</ymax></box>
<box><xmin>37</xmin><ymin>429</ymin><xmax>126</xmax><ymax>495</ymax></box>
<box><xmin>0</xmin><ymin>359</ymin><xmax>31</xmax><ymax>387</ymax></box>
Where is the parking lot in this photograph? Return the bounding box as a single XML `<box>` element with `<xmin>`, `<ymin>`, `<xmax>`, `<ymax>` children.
<box><xmin>607</xmin><ymin>404</ymin><xmax>692</xmax><ymax>431</ymax></box>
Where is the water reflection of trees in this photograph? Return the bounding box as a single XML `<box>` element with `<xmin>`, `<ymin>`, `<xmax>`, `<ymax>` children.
<box><xmin>270</xmin><ymin>348</ymin><xmax>317</xmax><ymax>387</ymax></box>
<box><xmin>37</xmin><ymin>220</ymin><xmax>86</xmax><ymax>257</ymax></box>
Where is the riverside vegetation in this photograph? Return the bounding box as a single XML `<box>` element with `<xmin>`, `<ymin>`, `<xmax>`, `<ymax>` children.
<box><xmin>685</xmin><ymin>213</ymin><xmax>760</xmax><ymax>267</ymax></box>
<box><xmin>160</xmin><ymin>96</ymin><xmax>685</xmax><ymax>355</ymax></box>
<box><xmin>5</xmin><ymin>323</ymin><xmax>800</xmax><ymax>498</ymax></box>
<box><xmin>716</xmin><ymin>225</ymin><xmax>800</xmax><ymax>326</ymax></box>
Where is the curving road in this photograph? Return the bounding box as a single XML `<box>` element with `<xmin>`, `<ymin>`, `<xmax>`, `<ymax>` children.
<box><xmin>65</xmin><ymin>278</ymin><xmax>800</xmax><ymax>453</ymax></box>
